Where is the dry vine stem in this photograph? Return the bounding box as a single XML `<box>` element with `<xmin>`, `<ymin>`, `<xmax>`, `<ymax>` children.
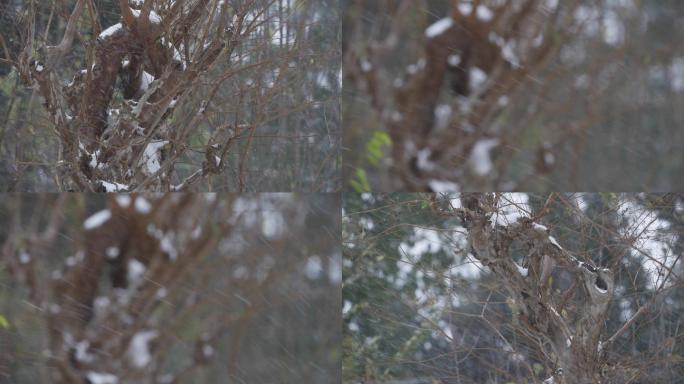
<box><xmin>13</xmin><ymin>0</ymin><xmax>279</xmax><ymax>191</ymax></box>
<box><xmin>346</xmin><ymin>0</ymin><xmax>584</xmax><ymax>191</ymax></box>
<box><xmin>442</xmin><ymin>193</ymin><xmax>616</xmax><ymax>383</ymax></box>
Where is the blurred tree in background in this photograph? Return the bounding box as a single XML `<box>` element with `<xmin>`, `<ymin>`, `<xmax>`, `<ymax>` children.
<box><xmin>0</xmin><ymin>193</ymin><xmax>341</xmax><ymax>383</ymax></box>
<box><xmin>343</xmin><ymin>0</ymin><xmax>684</xmax><ymax>192</ymax></box>
<box><xmin>343</xmin><ymin>192</ymin><xmax>683</xmax><ymax>383</ymax></box>
<box><xmin>0</xmin><ymin>0</ymin><xmax>339</xmax><ymax>191</ymax></box>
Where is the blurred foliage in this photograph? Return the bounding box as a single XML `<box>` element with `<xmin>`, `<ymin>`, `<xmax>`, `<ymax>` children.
<box><xmin>343</xmin><ymin>0</ymin><xmax>684</xmax><ymax>191</ymax></box>
<box><xmin>366</xmin><ymin>131</ymin><xmax>392</xmax><ymax>167</ymax></box>
<box><xmin>0</xmin><ymin>194</ymin><xmax>342</xmax><ymax>383</ymax></box>
<box><xmin>350</xmin><ymin>168</ymin><xmax>370</xmax><ymax>192</ymax></box>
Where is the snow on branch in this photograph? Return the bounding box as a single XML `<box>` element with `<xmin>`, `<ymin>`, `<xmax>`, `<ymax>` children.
<box><xmin>453</xmin><ymin>193</ymin><xmax>616</xmax><ymax>382</ymax></box>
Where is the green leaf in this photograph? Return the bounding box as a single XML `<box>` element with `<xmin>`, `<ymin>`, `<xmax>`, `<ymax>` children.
<box><xmin>366</xmin><ymin>131</ymin><xmax>392</xmax><ymax>166</ymax></box>
<box><xmin>600</xmin><ymin>192</ymin><xmax>617</xmax><ymax>205</ymax></box>
<box><xmin>0</xmin><ymin>315</ymin><xmax>9</xmax><ymax>329</ymax></box>
<box><xmin>533</xmin><ymin>363</ymin><xmax>544</xmax><ymax>376</ymax></box>
<box><xmin>350</xmin><ymin>168</ymin><xmax>370</xmax><ymax>192</ymax></box>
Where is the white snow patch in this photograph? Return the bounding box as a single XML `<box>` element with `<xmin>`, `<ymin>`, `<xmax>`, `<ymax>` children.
<box><xmin>618</xmin><ymin>199</ymin><xmax>675</xmax><ymax>290</ymax></box>
<box><xmin>469</xmin><ymin>139</ymin><xmax>499</xmax><ymax>176</ymax></box>
<box><xmin>343</xmin><ymin>300</ymin><xmax>352</xmax><ymax>315</ymax></box>
<box><xmin>515</xmin><ymin>263</ymin><xmax>529</xmax><ymax>277</ymax></box>
<box><xmin>156</xmin><ymin>287</ymin><xmax>167</xmax><ymax>299</ymax></box>
<box><xmin>619</xmin><ymin>298</ymin><xmax>632</xmax><ymax>321</ymax></box>
<box><xmin>172</xmin><ymin>47</ymin><xmax>186</xmax><ymax>69</ymax></box>
<box><xmin>98</xmin><ymin>23</ymin><xmax>122</xmax><ymax>40</ymax></box>
<box><xmin>160</xmin><ymin>233</ymin><xmax>178</xmax><ymax>261</ymax></box>
<box><xmin>602</xmin><ymin>10</ymin><xmax>623</xmax><ymax>46</ymax></box>
<box><xmin>115</xmin><ymin>195</ymin><xmax>131</xmax><ymax>208</ymax></box>
<box><xmin>140</xmin><ymin>71</ymin><xmax>154</xmax><ymax>93</ymax></box>
<box><xmin>492</xmin><ymin>193</ymin><xmax>531</xmax><ymax>226</ymax></box>
<box><xmin>549</xmin><ymin>236</ymin><xmax>563</xmax><ymax>249</ymax></box>
<box><xmin>142</xmin><ymin>140</ymin><xmax>168</xmax><ymax>175</ymax></box>
<box><xmin>416</xmin><ymin>148</ymin><xmax>435</xmax><ymax>171</ymax></box>
<box><xmin>135</xmin><ymin>197</ymin><xmax>152</xmax><ymax>214</ymax></box>
<box><xmin>451</xmin><ymin>252</ymin><xmax>486</xmax><ymax>281</ymax></box>
<box><xmin>425</xmin><ymin>18</ymin><xmax>454</xmax><ymax>38</ymax></box>
<box><xmin>476</xmin><ymin>5</ymin><xmax>493</xmax><ymax>21</ymax></box>
<box><xmin>233</xmin><ymin>265</ymin><xmax>248</xmax><ymax>279</ymax></box>
<box><xmin>398</xmin><ymin>227</ymin><xmax>445</xmax><ymax>266</ymax></box>
<box><xmin>328</xmin><ymin>253</ymin><xmax>342</xmax><ymax>283</ymax></box>
<box><xmin>84</xmin><ymin>210</ymin><xmax>112</xmax><ymax>230</ymax></box>
<box><xmin>305</xmin><ymin>255</ymin><xmax>323</xmax><ymax>279</ymax></box>
<box><xmin>73</xmin><ymin>251</ymin><xmax>85</xmax><ymax>265</ymax></box>
<box><xmin>94</xmin><ymin>296</ymin><xmax>110</xmax><ymax>315</ymax></box>
<box><xmin>130</xmin><ymin>9</ymin><xmax>161</xmax><ymax>24</ymax></box>
<box><xmin>502</xmin><ymin>42</ymin><xmax>520</xmax><ymax>67</ymax></box>
<box><xmin>447</xmin><ymin>54</ymin><xmax>461</xmax><ymax>67</ymax></box>
<box><xmin>498</xmin><ymin>95</ymin><xmax>510</xmax><ymax>106</ymax></box>
<box><xmin>360</xmin><ymin>58</ymin><xmax>372</xmax><ymax>72</ymax></box>
<box><xmin>89</xmin><ymin>150</ymin><xmax>101</xmax><ymax>169</ymax></box>
<box><xmin>75</xmin><ymin>340</ymin><xmax>95</xmax><ymax>363</ymax></box>
<box><xmin>86</xmin><ymin>372</ymin><xmax>118</xmax><ymax>384</ymax></box>
<box><xmin>670</xmin><ymin>57</ymin><xmax>684</xmax><ymax>91</ymax></box>
<box><xmin>19</xmin><ymin>251</ymin><xmax>31</xmax><ymax>264</ymax></box>
<box><xmin>407</xmin><ymin>63</ymin><xmax>419</xmax><ymax>74</ymax></box>
<box><xmin>148</xmin><ymin>10</ymin><xmax>161</xmax><ymax>24</ymax></box>
<box><xmin>434</xmin><ymin>104</ymin><xmax>452</xmax><ymax>130</ymax></box>
<box><xmin>469</xmin><ymin>67</ymin><xmax>488</xmax><ymax>90</ymax></box>
<box><xmin>105</xmin><ymin>247</ymin><xmax>120</xmax><ymax>260</ymax></box>
<box><xmin>127</xmin><ymin>330</ymin><xmax>158</xmax><ymax>368</ymax></box>
<box><xmin>261</xmin><ymin>210</ymin><xmax>285</xmax><ymax>239</ymax></box>
<box><xmin>544</xmin><ymin>152</ymin><xmax>555</xmax><ymax>165</ymax></box>
<box><xmin>458</xmin><ymin>3</ymin><xmax>473</xmax><ymax>15</ymax></box>
<box><xmin>127</xmin><ymin>259</ymin><xmax>146</xmax><ymax>284</ymax></box>
<box><xmin>428</xmin><ymin>180</ymin><xmax>460</xmax><ymax>193</ymax></box>
<box><xmin>533</xmin><ymin>223</ymin><xmax>549</xmax><ymax>231</ymax></box>
<box><xmin>100</xmin><ymin>180</ymin><xmax>128</xmax><ymax>192</ymax></box>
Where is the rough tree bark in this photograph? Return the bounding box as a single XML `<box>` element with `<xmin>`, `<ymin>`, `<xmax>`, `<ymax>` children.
<box><xmin>440</xmin><ymin>193</ymin><xmax>616</xmax><ymax>383</ymax></box>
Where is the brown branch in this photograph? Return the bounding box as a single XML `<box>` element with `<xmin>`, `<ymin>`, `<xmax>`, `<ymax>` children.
<box><xmin>141</xmin><ymin>0</ymin><xmax>155</xmax><ymax>22</ymax></box>
<box><xmin>44</xmin><ymin>0</ymin><xmax>86</xmax><ymax>68</ymax></box>
<box><xmin>120</xmin><ymin>0</ymin><xmax>136</xmax><ymax>28</ymax></box>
